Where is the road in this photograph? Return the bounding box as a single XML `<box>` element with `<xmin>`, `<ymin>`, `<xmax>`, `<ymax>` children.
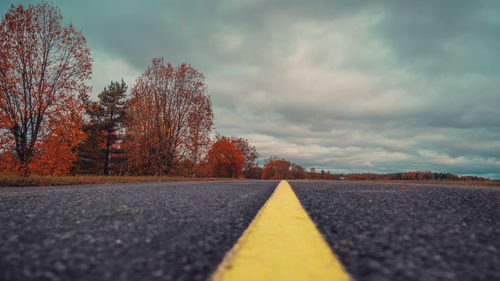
<box><xmin>0</xmin><ymin>181</ymin><xmax>276</xmax><ymax>281</ymax></box>
<box><xmin>291</xmin><ymin>181</ymin><xmax>500</xmax><ymax>281</ymax></box>
<box><xmin>1</xmin><ymin>180</ymin><xmax>499</xmax><ymax>281</ymax></box>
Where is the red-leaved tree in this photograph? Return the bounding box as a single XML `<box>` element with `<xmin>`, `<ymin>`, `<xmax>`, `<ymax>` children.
<box><xmin>216</xmin><ymin>135</ymin><xmax>258</xmax><ymax>176</ymax></box>
<box><xmin>206</xmin><ymin>139</ymin><xmax>244</xmax><ymax>178</ymax></box>
<box><xmin>0</xmin><ymin>3</ymin><xmax>91</xmax><ymax>175</ymax></box>
<box><xmin>185</xmin><ymin>93</ymin><xmax>213</xmax><ymax>177</ymax></box>
<box><xmin>125</xmin><ymin>58</ymin><xmax>213</xmax><ymax>175</ymax></box>
<box><xmin>261</xmin><ymin>160</ymin><xmax>291</xmax><ymax>179</ymax></box>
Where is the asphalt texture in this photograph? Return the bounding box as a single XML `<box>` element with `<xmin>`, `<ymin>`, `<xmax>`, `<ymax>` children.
<box><xmin>0</xmin><ymin>180</ymin><xmax>277</xmax><ymax>281</ymax></box>
<box><xmin>291</xmin><ymin>181</ymin><xmax>500</xmax><ymax>281</ymax></box>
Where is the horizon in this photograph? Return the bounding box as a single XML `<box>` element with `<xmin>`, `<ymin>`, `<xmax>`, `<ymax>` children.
<box><xmin>2</xmin><ymin>1</ymin><xmax>499</xmax><ymax>179</ymax></box>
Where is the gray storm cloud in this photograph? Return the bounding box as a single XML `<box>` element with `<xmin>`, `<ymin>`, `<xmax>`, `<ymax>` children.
<box><xmin>2</xmin><ymin>0</ymin><xmax>498</xmax><ymax>178</ymax></box>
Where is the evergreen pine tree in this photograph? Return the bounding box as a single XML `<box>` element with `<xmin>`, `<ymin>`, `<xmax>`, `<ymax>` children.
<box><xmin>75</xmin><ymin>80</ymin><xmax>128</xmax><ymax>175</ymax></box>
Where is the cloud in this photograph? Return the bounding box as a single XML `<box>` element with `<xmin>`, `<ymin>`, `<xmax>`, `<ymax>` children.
<box><xmin>2</xmin><ymin>0</ymin><xmax>499</xmax><ymax>178</ymax></box>
<box><xmin>88</xmin><ymin>50</ymin><xmax>141</xmax><ymax>98</ymax></box>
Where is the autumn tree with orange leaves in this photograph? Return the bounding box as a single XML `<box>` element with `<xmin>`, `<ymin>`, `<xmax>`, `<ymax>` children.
<box><xmin>0</xmin><ymin>3</ymin><xmax>91</xmax><ymax>175</ymax></box>
<box><xmin>206</xmin><ymin>139</ymin><xmax>244</xmax><ymax>178</ymax></box>
<box><xmin>261</xmin><ymin>160</ymin><xmax>292</xmax><ymax>179</ymax></box>
<box><xmin>125</xmin><ymin>58</ymin><xmax>213</xmax><ymax>176</ymax></box>
<box><xmin>216</xmin><ymin>135</ymin><xmax>259</xmax><ymax>177</ymax></box>
<box><xmin>184</xmin><ymin>92</ymin><xmax>213</xmax><ymax>177</ymax></box>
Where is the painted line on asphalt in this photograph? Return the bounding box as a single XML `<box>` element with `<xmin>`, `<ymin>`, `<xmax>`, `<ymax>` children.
<box><xmin>208</xmin><ymin>180</ymin><xmax>352</xmax><ymax>281</ymax></box>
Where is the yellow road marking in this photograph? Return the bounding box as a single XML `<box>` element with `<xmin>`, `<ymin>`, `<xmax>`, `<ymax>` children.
<box><xmin>208</xmin><ymin>180</ymin><xmax>352</xmax><ymax>281</ymax></box>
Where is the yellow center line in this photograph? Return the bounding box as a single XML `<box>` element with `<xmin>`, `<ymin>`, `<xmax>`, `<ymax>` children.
<box><xmin>208</xmin><ymin>180</ymin><xmax>352</xmax><ymax>281</ymax></box>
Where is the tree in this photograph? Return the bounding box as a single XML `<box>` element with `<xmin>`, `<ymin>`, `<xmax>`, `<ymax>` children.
<box><xmin>73</xmin><ymin>109</ymin><xmax>104</xmax><ymax>174</ymax></box>
<box><xmin>125</xmin><ymin>58</ymin><xmax>212</xmax><ymax>175</ymax></box>
<box><xmin>216</xmin><ymin>135</ymin><xmax>258</xmax><ymax>176</ymax></box>
<box><xmin>75</xmin><ymin>80</ymin><xmax>127</xmax><ymax>175</ymax></box>
<box><xmin>244</xmin><ymin>166</ymin><xmax>263</xmax><ymax>179</ymax></box>
<box><xmin>30</xmin><ymin>116</ymin><xmax>84</xmax><ymax>175</ymax></box>
<box><xmin>261</xmin><ymin>160</ymin><xmax>291</xmax><ymax>179</ymax></box>
<box><xmin>185</xmin><ymin>93</ymin><xmax>213</xmax><ymax>177</ymax></box>
<box><xmin>290</xmin><ymin>163</ymin><xmax>306</xmax><ymax>179</ymax></box>
<box><xmin>98</xmin><ymin>80</ymin><xmax>128</xmax><ymax>175</ymax></box>
<box><xmin>206</xmin><ymin>139</ymin><xmax>244</xmax><ymax>178</ymax></box>
<box><xmin>0</xmin><ymin>3</ymin><xmax>92</xmax><ymax>175</ymax></box>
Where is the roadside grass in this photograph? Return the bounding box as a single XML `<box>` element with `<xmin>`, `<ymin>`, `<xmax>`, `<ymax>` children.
<box><xmin>1</xmin><ymin>174</ymin><xmax>498</xmax><ymax>188</ymax></box>
<box><xmin>344</xmin><ymin>179</ymin><xmax>500</xmax><ymax>187</ymax></box>
<box><xmin>0</xmin><ymin>174</ymin><xmax>242</xmax><ymax>187</ymax></box>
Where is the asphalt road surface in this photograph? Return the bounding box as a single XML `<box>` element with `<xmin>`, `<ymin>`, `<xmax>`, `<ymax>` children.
<box><xmin>291</xmin><ymin>181</ymin><xmax>500</xmax><ymax>281</ymax></box>
<box><xmin>1</xmin><ymin>180</ymin><xmax>499</xmax><ymax>281</ymax></box>
<box><xmin>0</xmin><ymin>180</ymin><xmax>276</xmax><ymax>281</ymax></box>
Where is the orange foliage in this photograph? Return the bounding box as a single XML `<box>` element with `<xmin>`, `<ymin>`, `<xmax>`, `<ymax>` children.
<box><xmin>308</xmin><ymin>169</ymin><xmax>334</xmax><ymax>180</ymax></box>
<box><xmin>29</xmin><ymin>113</ymin><xmax>84</xmax><ymax>175</ymax></box>
<box><xmin>206</xmin><ymin>140</ymin><xmax>244</xmax><ymax>178</ymax></box>
<box><xmin>0</xmin><ymin>151</ymin><xmax>17</xmax><ymax>174</ymax></box>
<box><xmin>185</xmin><ymin>94</ymin><xmax>214</xmax><ymax>177</ymax></box>
<box><xmin>0</xmin><ymin>3</ymin><xmax>91</xmax><ymax>175</ymax></box>
<box><xmin>216</xmin><ymin>135</ymin><xmax>259</xmax><ymax>175</ymax></box>
<box><xmin>261</xmin><ymin>160</ymin><xmax>291</xmax><ymax>179</ymax></box>
<box><xmin>125</xmin><ymin>58</ymin><xmax>212</xmax><ymax>175</ymax></box>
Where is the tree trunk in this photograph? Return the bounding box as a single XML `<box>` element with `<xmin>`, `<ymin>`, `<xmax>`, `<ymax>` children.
<box><xmin>103</xmin><ymin>130</ymin><xmax>111</xmax><ymax>175</ymax></box>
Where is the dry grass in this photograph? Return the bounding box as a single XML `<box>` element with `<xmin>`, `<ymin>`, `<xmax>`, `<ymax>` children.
<box><xmin>0</xmin><ymin>174</ymin><xmax>242</xmax><ymax>187</ymax></box>
<box><xmin>1</xmin><ymin>174</ymin><xmax>498</xmax><ymax>188</ymax></box>
<box><xmin>345</xmin><ymin>179</ymin><xmax>500</xmax><ymax>187</ymax></box>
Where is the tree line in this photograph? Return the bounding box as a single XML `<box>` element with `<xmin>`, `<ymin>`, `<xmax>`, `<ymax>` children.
<box><xmin>0</xmin><ymin>3</ymin><xmax>492</xmax><ymax>181</ymax></box>
<box><xmin>339</xmin><ymin>172</ymin><xmax>488</xmax><ymax>182</ymax></box>
<box><xmin>0</xmin><ymin>2</ymin><xmax>261</xmax><ymax>178</ymax></box>
<box><xmin>259</xmin><ymin>159</ymin><xmax>489</xmax><ymax>182</ymax></box>
<box><xmin>260</xmin><ymin>160</ymin><xmax>489</xmax><ymax>182</ymax></box>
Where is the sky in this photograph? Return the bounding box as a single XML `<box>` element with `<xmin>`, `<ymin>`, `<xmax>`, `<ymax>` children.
<box><xmin>2</xmin><ymin>1</ymin><xmax>499</xmax><ymax>178</ymax></box>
